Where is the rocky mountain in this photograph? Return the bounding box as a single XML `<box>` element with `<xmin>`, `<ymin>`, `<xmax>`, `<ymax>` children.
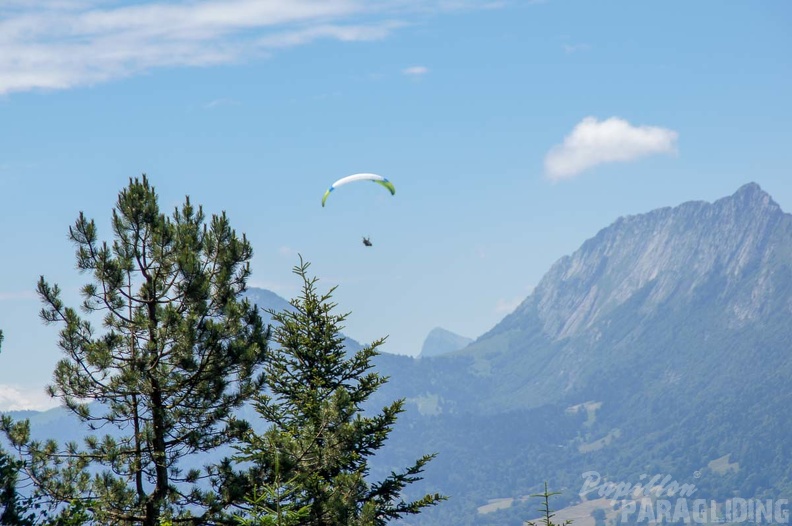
<box><xmin>419</xmin><ymin>182</ymin><xmax>792</xmax><ymax>411</ymax></box>
<box><xmin>374</xmin><ymin>182</ymin><xmax>792</xmax><ymax>524</ymax></box>
<box><xmin>419</xmin><ymin>327</ymin><xmax>473</xmax><ymax>358</ymax></box>
<box><xmin>493</xmin><ymin>181</ymin><xmax>788</xmax><ymax>342</ymax></box>
<box><xmin>6</xmin><ymin>183</ymin><xmax>792</xmax><ymax>526</ymax></box>
<box><xmin>244</xmin><ymin>287</ymin><xmax>293</xmax><ymax>315</ymax></box>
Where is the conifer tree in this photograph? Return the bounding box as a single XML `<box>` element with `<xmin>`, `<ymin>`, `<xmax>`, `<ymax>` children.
<box><xmin>0</xmin><ymin>335</ymin><xmax>42</xmax><ymax>526</ymax></box>
<box><xmin>0</xmin><ymin>329</ymin><xmax>24</xmax><ymax>524</ymax></box>
<box><xmin>1</xmin><ymin>176</ymin><xmax>269</xmax><ymax>525</ymax></box>
<box><xmin>234</xmin><ymin>257</ymin><xmax>445</xmax><ymax>526</ymax></box>
<box><xmin>0</xmin><ymin>435</ymin><xmax>35</xmax><ymax>526</ymax></box>
<box><xmin>526</xmin><ymin>483</ymin><xmax>572</xmax><ymax>526</ymax></box>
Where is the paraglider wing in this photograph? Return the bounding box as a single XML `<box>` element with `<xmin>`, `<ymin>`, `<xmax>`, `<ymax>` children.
<box><xmin>321</xmin><ymin>173</ymin><xmax>396</xmax><ymax>207</ymax></box>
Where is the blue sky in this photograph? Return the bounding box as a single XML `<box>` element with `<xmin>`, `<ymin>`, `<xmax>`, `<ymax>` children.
<box><xmin>1</xmin><ymin>0</ymin><xmax>790</xmax><ymax>409</ymax></box>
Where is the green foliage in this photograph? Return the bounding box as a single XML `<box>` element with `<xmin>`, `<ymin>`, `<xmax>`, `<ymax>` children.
<box><xmin>1</xmin><ymin>175</ymin><xmax>270</xmax><ymax>525</ymax></box>
<box><xmin>0</xmin><ymin>329</ymin><xmax>38</xmax><ymax>525</ymax></box>
<box><xmin>235</xmin><ymin>257</ymin><xmax>445</xmax><ymax>525</ymax></box>
<box><xmin>1</xmin><ymin>433</ymin><xmax>34</xmax><ymax>525</ymax></box>
<box><xmin>233</xmin><ymin>464</ymin><xmax>311</xmax><ymax>526</ymax></box>
<box><xmin>44</xmin><ymin>500</ymin><xmax>91</xmax><ymax>526</ymax></box>
<box><xmin>0</xmin><ymin>458</ymin><xmax>89</xmax><ymax>526</ymax></box>
<box><xmin>526</xmin><ymin>483</ymin><xmax>572</xmax><ymax>526</ymax></box>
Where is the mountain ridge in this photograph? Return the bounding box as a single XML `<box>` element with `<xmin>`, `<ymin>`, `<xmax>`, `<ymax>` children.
<box><xmin>419</xmin><ymin>327</ymin><xmax>473</xmax><ymax>358</ymax></box>
<box><xmin>476</xmin><ymin>182</ymin><xmax>790</xmax><ymax>345</ymax></box>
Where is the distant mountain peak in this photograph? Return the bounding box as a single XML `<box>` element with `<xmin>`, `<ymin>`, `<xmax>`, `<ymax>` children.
<box><xmin>419</xmin><ymin>327</ymin><xmax>473</xmax><ymax>358</ymax></box>
<box><xmin>491</xmin><ymin>182</ymin><xmax>791</xmax><ymax>342</ymax></box>
<box><xmin>733</xmin><ymin>181</ymin><xmax>767</xmax><ymax>199</ymax></box>
<box><xmin>718</xmin><ymin>181</ymin><xmax>780</xmax><ymax>214</ymax></box>
<box><xmin>735</xmin><ymin>181</ymin><xmax>763</xmax><ymax>194</ymax></box>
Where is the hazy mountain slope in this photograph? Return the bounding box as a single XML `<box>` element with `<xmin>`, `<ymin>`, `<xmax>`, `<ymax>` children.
<box><xmin>374</xmin><ymin>182</ymin><xmax>792</xmax><ymax>524</ymax></box>
<box><xmin>419</xmin><ymin>327</ymin><xmax>473</xmax><ymax>358</ymax></box>
<box><xmin>244</xmin><ymin>287</ymin><xmax>292</xmax><ymax>313</ymax></box>
<box><xmin>495</xmin><ymin>182</ymin><xmax>788</xmax><ymax>341</ymax></box>
<box><xmin>446</xmin><ymin>182</ymin><xmax>792</xmax><ymax>409</ymax></box>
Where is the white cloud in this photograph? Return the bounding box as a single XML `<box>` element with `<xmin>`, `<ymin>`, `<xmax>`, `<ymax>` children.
<box><xmin>277</xmin><ymin>246</ymin><xmax>297</xmax><ymax>257</ymax></box>
<box><xmin>562</xmin><ymin>43</ymin><xmax>590</xmax><ymax>53</ymax></box>
<box><xmin>544</xmin><ymin>116</ymin><xmax>679</xmax><ymax>180</ymax></box>
<box><xmin>0</xmin><ymin>384</ymin><xmax>58</xmax><ymax>411</ymax></box>
<box><xmin>0</xmin><ymin>0</ymin><xmax>502</xmax><ymax>95</ymax></box>
<box><xmin>402</xmin><ymin>65</ymin><xmax>429</xmax><ymax>76</ymax></box>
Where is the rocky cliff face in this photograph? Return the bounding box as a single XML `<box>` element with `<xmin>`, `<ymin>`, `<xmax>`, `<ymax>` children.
<box><xmin>383</xmin><ymin>183</ymin><xmax>792</xmax><ymax>524</ymax></box>
<box><xmin>494</xmin><ymin>183</ymin><xmax>792</xmax><ymax>341</ymax></box>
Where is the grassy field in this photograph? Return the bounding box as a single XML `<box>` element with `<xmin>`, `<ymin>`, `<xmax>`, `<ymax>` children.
<box><xmin>708</xmin><ymin>454</ymin><xmax>739</xmax><ymax>475</ymax></box>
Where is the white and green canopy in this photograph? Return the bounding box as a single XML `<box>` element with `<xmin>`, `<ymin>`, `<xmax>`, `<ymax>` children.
<box><xmin>321</xmin><ymin>173</ymin><xmax>396</xmax><ymax>207</ymax></box>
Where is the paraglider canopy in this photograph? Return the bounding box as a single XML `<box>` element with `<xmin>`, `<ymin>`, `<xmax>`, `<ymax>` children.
<box><xmin>321</xmin><ymin>173</ymin><xmax>396</xmax><ymax>207</ymax></box>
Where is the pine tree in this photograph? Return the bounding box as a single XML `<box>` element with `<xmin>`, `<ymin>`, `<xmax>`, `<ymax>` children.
<box><xmin>234</xmin><ymin>257</ymin><xmax>445</xmax><ymax>526</ymax></box>
<box><xmin>526</xmin><ymin>483</ymin><xmax>573</xmax><ymax>526</ymax></box>
<box><xmin>0</xmin><ymin>329</ymin><xmax>25</xmax><ymax>524</ymax></box>
<box><xmin>0</xmin><ymin>332</ymin><xmax>39</xmax><ymax>526</ymax></box>
<box><xmin>1</xmin><ymin>175</ymin><xmax>270</xmax><ymax>525</ymax></box>
<box><xmin>0</xmin><ymin>445</ymin><xmax>32</xmax><ymax>526</ymax></box>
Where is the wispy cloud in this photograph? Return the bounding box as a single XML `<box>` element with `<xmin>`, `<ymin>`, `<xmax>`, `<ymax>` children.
<box><xmin>277</xmin><ymin>246</ymin><xmax>297</xmax><ymax>257</ymax></box>
<box><xmin>562</xmin><ymin>43</ymin><xmax>590</xmax><ymax>54</ymax></box>
<box><xmin>203</xmin><ymin>97</ymin><xmax>240</xmax><ymax>109</ymax></box>
<box><xmin>402</xmin><ymin>65</ymin><xmax>429</xmax><ymax>77</ymax></box>
<box><xmin>0</xmin><ymin>0</ymin><xmax>503</xmax><ymax>95</ymax></box>
<box><xmin>544</xmin><ymin>116</ymin><xmax>679</xmax><ymax>181</ymax></box>
<box><xmin>0</xmin><ymin>384</ymin><xmax>58</xmax><ymax>411</ymax></box>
